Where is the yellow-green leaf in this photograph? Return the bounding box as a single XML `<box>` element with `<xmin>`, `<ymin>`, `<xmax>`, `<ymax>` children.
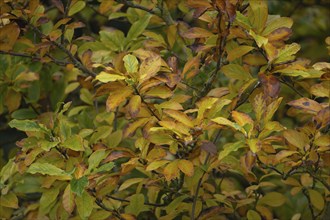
<box><xmin>62</xmin><ymin>134</ymin><xmax>84</xmax><ymax>151</ymax></box>
<box><xmin>128</xmin><ymin>95</ymin><xmax>141</xmax><ymax>118</ymax></box>
<box><xmin>247</xmin><ymin>210</ymin><xmax>261</xmax><ymax>220</ymax></box>
<box><xmin>178</xmin><ymin>159</ymin><xmax>194</xmax><ymax>177</ymax></box>
<box><xmin>283</xmin><ymin>130</ymin><xmax>308</xmax><ymax>149</ymax></box>
<box><xmin>262</xmin><ymin>17</ymin><xmax>293</xmax><ymax>36</ymax></box>
<box><xmin>227</xmin><ymin>46</ymin><xmax>254</xmax><ymax>61</ymax></box>
<box><xmin>249</xmin><ymin>0</ymin><xmax>268</xmax><ymax>33</ymax></box>
<box><xmin>139</xmin><ymin>53</ymin><xmax>161</xmax><ymax>83</ymax></box>
<box><xmin>68</xmin><ymin>1</ymin><xmax>86</xmax><ymax>16</ymax></box>
<box><xmin>164</xmin><ymin>160</ymin><xmax>179</xmax><ymax>181</ymax></box>
<box><xmin>308</xmin><ymin>189</ymin><xmax>324</xmax><ymax>210</ymax></box>
<box><xmin>0</xmin><ymin>192</ymin><xmax>18</xmax><ymax>209</ymax></box>
<box><xmin>146</xmin><ymin>160</ymin><xmax>170</xmax><ymax>171</ymax></box>
<box><xmin>75</xmin><ymin>190</ymin><xmax>94</xmax><ymax>219</ymax></box>
<box><xmin>144</xmin><ymin>86</ymin><xmax>173</xmax><ymax>99</ymax></box>
<box><xmin>258</xmin><ymin>192</ymin><xmax>286</xmax><ymax>207</ymax></box>
<box><xmin>123</xmin><ymin>54</ymin><xmax>139</xmax><ymax>74</ymax></box>
<box><xmin>27</xmin><ymin>162</ymin><xmax>68</xmax><ymax>177</ymax></box>
<box><xmin>164</xmin><ymin>109</ymin><xmax>194</xmax><ymax>128</ymax></box>
<box><xmin>96</xmin><ymin>71</ymin><xmax>126</xmax><ymax>83</ymax></box>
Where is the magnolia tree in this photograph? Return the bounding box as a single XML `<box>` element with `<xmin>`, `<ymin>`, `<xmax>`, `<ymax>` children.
<box><xmin>0</xmin><ymin>0</ymin><xmax>329</xmax><ymax>219</ymax></box>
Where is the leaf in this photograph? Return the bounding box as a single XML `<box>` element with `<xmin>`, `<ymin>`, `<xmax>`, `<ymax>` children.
<box><xmin>212</xmin><ymin>117</ymin><xmax>241</xmax><ymax>131</ymax></box>
<box><xmin>148</xmin><ymin>133</ymin><xmax>174</xmax><ymax>145</ymax></box>
<box><xmin>39</xmin><ymin>187</ymin><xmax>60</xmax><ymax>217</ymax></box>
<box><xmin>8</xmin><ymin>119</ymin><xmax>48</xmax><ymax>133</ymax></box>
<box><xmin>0</xmin><ymin>23</ymin><xmax>20</xmax><ymax>51</ymax></box>
<box><xmin>247</xmin><ymin>139</ymin><xmax>262</xmax><ymax>153</ymax></box>
<box><xmin>96</xmin><ymin>71</ymin><xmax>126</xmax><ymax>83</ymax></box>
<box><xmin>118</xmin><ymin>178</ymin><xmax>145</xmax><ymax>191</ymax></box>
<box><xmin>51</xmin><ymin>0</ymin><xmax>65</xmax><ymax>13</ymax></box>
<box><xmin>75</xmin><ymin>191</ymin><xmax>94</xmax><ymax>219</ymax></box>
<box><xmin>164</xmin><ymin>160</ymin><xmax>180</xmax><ymax>181</ymax></box>
<box><xmin>247</xmin><ymin>210</ymin><xmax>261</xmax><ymax>220</ymax></box>
<box><xmin>27</xmin><ymin>162</ymin><xmax>68</xmax><ymax>176</ymax></box>
<box><xmin>259</xmin><ymin>73</ymin><xmax>280</xmax><ymax>98</ymax></box>
<box><xmin>249</xmin><ymin>0</ymin><xmax>268</xmax><ymax>33</ymax></box>
<box><xmin>62</xmin><ymin>184</ymin><xmax>75</xmax><ymax>214</ymax></box>
<box><xmin>274</xmin><ymin>43</ymin><xmax>300</xmax><ymax>64</ymax></box>
<box><xmin>4</xmin><ymin>89</ymin><xmax>21</xmax><ymax>113</ymax></box>
<box><xmin>182</xmin><ymin>27</ymin><xmax>214</xmax><ymax>38</ymax></box>
<box><xmin>106</xmin><ymin>87</ymin><xmax>133</xmax><ymax>111</ymax></box>
<box><xmin>283</xmin><ymin>130</ymin><xmax>308</xmax><ymax>149</ymax></box>
<box><xmin>275</xmin><ymin>150</ymin><xmax>298</xmax><ymax>162</ymax></box>
<box><xmin>100</xmin><ymin>29</ymin><xmax>125</xmax><ymax>51</ymax></box>
<box><xmin>68</xmin><ymin>1</ymin><xmax>86</xmax><ymax>16</ymax></box>
<box><xmin>86</xmin><ymin>150</ymin><xmax>108</xmax><ymax>174</ymax></box>
<box><xmin>178</xmin><ymin>159</ymin><xmax>194</xmax><ymax>177</ymax></box>
<box><xmin>126</xmin><ymin>14</ymin><xmax>152</xmax><ymax>41</ymax></box>
<box><xmin>71</xmin><ymin>176</ymin><xmax>89</xmax><ymax>196</ymax></box>
<box><xmin>218</xmin><ymin>141</ymin><xmax>245</xmax><ymax>160</ymax></box>
<box><xmin>227</xmin><ymin>46</ymin><xmax>254</xmax><ymax>61</ymax></box>
<box><xmin>182</xmin><ymin>57</ymin><xmax>200</xmax><ymax>79</ymax></box>
<box><xmin>62</xmin><ymin>134</ymin><xmax>84</xmax><ymax>151</ymax></box>
<box><xmin>164</xmin><ymin>109</ymin><xmax>194</xmax><ymax>128</ymax></box>
<box><xmin>231</xmin><ymin>111</ymin><xmax>253</xmax><ymax>127</ymax></box>
<box><xmin>146</xmin><ymin>160</ymin><xmax>170</xmax><ymax>171</ymax></box>
<box><xmin>264</xmin><ymin>97</ymin><xmax>283</xmax><ymax>122</ymax></box>
<box><xmin>158</xmin><ymin>120</ymin><xmax>190</xmax><ymax>136</ymax></box>
<box><xmin>123</xmin><ymin>54</ymin><xmax>139</xmax><ymax>74</ymax></box>
<box><xmin>123</xmin><ymin>118</ymin><xmax>149</xmax><ymax>137</ymax></box>
<box><xmin>128</xmin><ymin>95</ymin><xmax>141</xmax><ymax>118</ymax></box>
<box><xmin>125</xmin><ymin>194</ymin><xmax>149</xmax><ymax>216</ymax></box>
<box><xmin>139</xmin><ymin>53</ymin><xmax>161</xmax><ymax>83</ymax></box>
<box><xmin>95</xmin><ymin>162</ymin><xmax>115</xmax><ymax>173</ymax></box>
<box><xmin>258</xmin><ymin>192</ymin><xmax>286</xmax><ymax>207</ymax></box>
<box><xmin>262</xmin><ymin>17</ymin><xmax>293</xmax><ymax>36</ymax></box>
<box><xmin>252</xmin><ymin>93</ymin><xmax>266</xmax><ymax>122</ymax></box>
<box><xmin>288</xmin><ymin>98</ymin><xmax>323</xmax><ymax>115</ymax></box>
<box><xmin>11</xmin><ymin>108</ymin><xmax>38</xmax><ymax>120</ymax></box>
<box><xmin>221</xmin><ymin>64</ymin><xmax>252</xmax><ymax>80</ymax></box>
<box><xmin>0</xmin><ymin>192</ymin><xmax>18</xmax><ymax>209</ymax></box>
<box><xmin>249</xmin><ymin>30</ymin><xmax>268</xmax><ymax>47</ymax></box>
<box><xmin>145</xmin><ymin>86</ymin><xmax>173</xmax><ymax>99</ymax></box>
<box><xmin>201</xmin><ymin>141</ymin><xmax>217</xmax><ymax>155</ymax></box>
<box><xmin>308</xmin><ymin>189</ymin><xmax>324</xmax><ymax>210</ymax></box>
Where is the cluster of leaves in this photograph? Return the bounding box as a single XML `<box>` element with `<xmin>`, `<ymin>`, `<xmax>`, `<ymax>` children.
<box><xmin>0</xmin><ymin>0</ymin><xmax>329</xmax><ymax>219</ymax></box>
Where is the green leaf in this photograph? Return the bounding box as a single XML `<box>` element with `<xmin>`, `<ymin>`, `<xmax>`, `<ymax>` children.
<box><xmin>165</xmin><ymin>195</ymin><xmax>189</xmax><ymax>213</ymax></box>
<box><xmin>39</xmin><ymin>139</ymin><xmax>60</xmax><ymax>151</ymax></box>
<box><xmin>62</xmin><ymin>135</ymin><xmax>85</xmax><ymax>151</ymax></box>
<box><xmin>68</xmin><ymin>1</ymin><xmax>86</xmax><ymax>16</ymax></box>
<box><xmin>249</xmin><ymin>0</ymin><xmax>268</xmax><ymax>33</ymax></box>
<box><xmin>274</xmin><ymin>43</ymin><xmax>300</xmax><ymax>64</ymax></box>
<box><xmin>95</xmin><ymin>162</ymin><xmax>115</xmax><ymax>173</ymax></box>
<box><xmin>11</xmin><ymin>108</ymin><xmax>38</xmax><ymax>119</ymax></box>
<box><xmin>71</xmin><ymin>176</ymin><xmax>89</xmax><ymax>196</ymax></box>
<box><xmin>27</xmin><ymin>162</ymin><xmax>68</xmax><ymax>176</ymax></box>
<box><xmin>39</xmin><ymin>187</ymin><xmax>60</xmax><ymax>217</ymax></box>
<box><xmin>76</xmin><ymin>190</ymin><xmax>94</xmax><ymax>219</ymax></box>
<box><xmin>218</xmin><ymin>141</ymin><xmax>245</xmax><ymax>160</ymax></box>
<box><xmin>8</xmin><ymin>119</ymin><xmax>48</xmax><ymax>133</ymax></box>
<box><xmin>221</xmin><ymin>64</ymin><xmax>252</xmax><ymax>80</ymax></box>
<box><xmin>227</xmin><ymin>46</ymin><xmax>254</xmax><ymax>61</ymax></box>
<box><xmin>86</xmin><ymin>150</ymin><xmax>108</xmax><ymax>174</ymax></box>
<box><xmin>0</xmin><ymin>191</ymin><xmax>18</xmax><ymax>209</ymax></box>
<box><xmin>126</xmin><ymin>14</ymin><xmax>152</xmax><ymax>42</ymax></box>
<box><xmin>96</xmin><ymin>71</ymin><xmax>126</xmax><ymax>83</ymax></box>
<box><xmin>123</xmin><ymin>54</ymin><xmax>139</xmax><ymax>74</ymax></box>
<box><xmin>247</xmin><ymin>210</ymin><xmax>261</xmax><ymax>220</ymax></box>
<box><xmin>258</xmin><ymin>192</ymin><xmax>286</xmax><ymax>207</ymax></box>
<box><xmin>308</xmin><ymin>189</ymin><xmax>324</xmax><ymax>210</ymax></box>
<box><xmin>100</xmin><ymin>29</ymin><xmax>125</xmax><ymax>51</ymax></box>
<box><xmin>125</xmin><ymin>193</ymin><xmax>149</xmax><ymax>216</ymax></box>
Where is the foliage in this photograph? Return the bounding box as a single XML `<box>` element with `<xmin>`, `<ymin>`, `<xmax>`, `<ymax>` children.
<box><xmin>0</xmin><ymin>0</ymin><xmax>329</xmax><ymax>219</ymax></box>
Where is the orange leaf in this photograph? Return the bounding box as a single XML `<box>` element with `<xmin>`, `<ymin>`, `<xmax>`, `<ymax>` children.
<box><xmin>231</xmin><ymin>111</ymin><xmax>253</xmax><ymax>127</ymax></box>
<box><xmin>123</xmin><ymin>118</ymin><xmax>149</xmax><ymax>137</ymax></box>
<box><xmin>106</xmin><ymin>86</ymin><xmax>133</xmax><ymax>111</ymax></box>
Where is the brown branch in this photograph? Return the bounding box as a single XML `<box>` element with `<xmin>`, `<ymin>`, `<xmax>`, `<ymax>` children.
<box><xmin>60</xmin><ymin>0</ymin><xmax>72</xmax><ymax>44</ymax></box>
<box><xmin>106</xmin><ymin>194</ymin><xmax>166</xmax><ymax>207</ymax></box>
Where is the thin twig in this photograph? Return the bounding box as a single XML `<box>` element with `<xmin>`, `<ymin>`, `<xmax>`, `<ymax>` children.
<box><xmin>106</xmin><ymin>194</ymin><xmax>166</xmax><ymax>207</ymax></box>
<box><xmin>60</xmin><ymin>0</ymin><xmax>72</xmax><ymax>44</ymax></box>
<box><xmin>279</xmin><ymin>79</ymin><xmax>304</xmax><ymax>97</ymax></box>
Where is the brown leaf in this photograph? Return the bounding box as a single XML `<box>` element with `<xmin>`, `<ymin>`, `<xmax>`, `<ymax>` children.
<box><xmin>268</xmin><ymin>27</ymin><xmax>292</xmax><ymax>42</ymax></box>
<box><xmin>182</xmin><ymin>27</ymin><xmax>214</xmax><ymax>39</ymax></box>
<box><xmin>201</xmin><ymin>141</ymin><xmax>217</xmax><ymax>155</ymax></box>
<box><xmin>207</xmin><ymin>87</ymin><xmax>229</xmax><ymax>98</ymax></box>
<box><xmin>288</xmin><ymin>98</ymin><xmax>323</xmax><ymax>115</ymax></box>
<box><xmin>259</xmin><ymin>73</ymin><xmax>280</xmax><ymax>98</ymax></box>
<box><xmin>51</xmin><ymin>0</ymin><xmax>64</xmax><ymax>13</ymax></box>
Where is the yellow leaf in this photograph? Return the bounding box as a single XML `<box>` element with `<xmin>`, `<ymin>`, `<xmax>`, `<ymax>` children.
<box><xmin>96</xmin><ymin>71</ymin><xmax>126</xmax><ymax>83</ymax></box>
<box><xmin>164</xmin><ymin>109</ymin><xmax>194</xmax><ymax>128</ymax></box>
<box><xmin>144</xmin><ymin>86</ymin><xmax>173</xmax><ymax>99</ymax></box>
<box><xmin>262</xmin><ymin>17</ymin><xmax>293</xmax><ymax>36</ymax></box>
<box><xmin>62</xmin><ymin>184</ymin><xmax>75</xmax><ymax>214</ymax></box>
<box><xmin>158</xmin><ymin>120</ymin><xmax>190</xmax><ymax>136</ymax></box>
<box><xmin>247</xmin><ymin>139</ymin><xmax>262</xmax><ymax>153</ymax></box>
<box><xmin>252</xmin><ymin>93</ymin><xmax>266</xmax><ymax>122</ymax></box>
<box><xmin>182</xmin><ymin>57</ymin><xmax>200</xmax><ymax>79</ymax></box>
<box><xmin>308</xmin><ymin>189</ymin><xmax>324</xmax><ymax>210</ymax></box>
<box><xmin>178</xmin><ymin>159</ymin><xmax>194</xmax><ymax>177</ymax></box>
<box><xmin>275</xmin><ymin>150</ymin><xmax>298</xmax><ymax>162</ymax></box>
<box><xmin>123</xmin><ymin>118</ymin><xmax>149</xmax><ymax>137</ymax></box>
<box><xmin>139</xmin><ymin>53</ymin><xmax>161</xmax><ymax>83</ymax></box>
<box><xmin>127</xmin><ymin>95</ymin><xmax>141</xmax><ymax>118</ymax></box>
<box><xmin>118</xmin><ymin>178</ymin><xmax>145</xmax><ymax>191</ymax></box>
<box><xmin>164</xmin><ymin>160</ymin><xmax>179</xmax><ymax>181</ymax></box>
<box><xmin>0</xmin><ymin>191</ymin><xmax>18</xmax><ymax>209</ymax></box>
<box><xmin>227</xmin><ymin>46</ymin><xmax>254</xmax><ymax>61</ymax></box>
<box><xmin>146</xmin><ymin>160</ymin><xmax>170</xmax><ymax>171</ymax></box>
<box><xmin>249</xmin><ymin>0</ymin><xmax>268</xmax><ymax>33</ymax></box>
<box><xmin>274</xmin><ymin>43</ymin><xmax>300</xmax><ymax>64</ymax></box>
<box><xmin>283</xmin><ymin>130</ymin><xmax>309</xmax><ymax>149</ymax></box>
<box><xmin>106</xmin><ymin>86</ymin><xmax>133</xmax><ymax>111</ymax></box>
<box><xmin>300</xmin><ymin>174</ymin><xmax>313</xmax><ymax>187</ymax></box>
<box><xmin>247</xmin><ymin>210</ymin><xmax>261</xmax><ymax>220</ymax></box>
<box><xmin>0</xmin><ymin>23</ymin><xmax>20</xmax><ymax>51</ymax></box>
<box><xmin>231</xmin><ymin>111</ymin><xmax>253</xmax><ymax>127</ymax></box>
<box><xmin>211</xmin><ymin>117</ymin><xmax>241</xmax><ymax>131</ymax></box>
